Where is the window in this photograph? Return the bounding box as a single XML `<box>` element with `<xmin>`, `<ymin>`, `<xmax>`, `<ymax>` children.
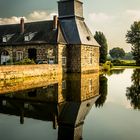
<box><xmin>2</xmin><ymin>100</ymin><xmax>7</xmax><ymax>106</ymax></box>
<box><xmin>16</xmin><ymin>51</ymin><xmax>23</xmax><ymax>61</ymax></box>
<box><xmin>24</xmin><ymin>32</ymin><xmax>37</xmax><ymax>42</ymax></box>
<box><xmin>62</xmin><ymin>57</ymin><xmax>66</xmax><ymax>66</ymax></box>
<box><xmin>2</xmin><ymin>34</ymin><xmax>14</xmax><ymax>43</ymax></box>
<box><xmin>62</xmin><ymin>80</ymin><xmax>66</xmax><ymax>89</ymax></box>
<box><xmin>48</xmin><ymin>58</ymin><xmax>55</xmax><ymax>64</ymax></box>
<box><xmin>89</xmin><ymin>52</ymin><xmax>92</xmax><ymax>64</ymax></box>
<box><xmin>24</xmin><ymin>35</ymin><xmax>30</xmax><ymax>41</ymax></box>
<box><xmin>2</xmin><ymin>37</ymin><xmax>7</xmax><ymax>42</ymax></box>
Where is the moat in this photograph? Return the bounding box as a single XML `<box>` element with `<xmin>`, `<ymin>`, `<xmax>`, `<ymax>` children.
<box><xmin>0</xmin><ymin>69</ymin><xmax>140</xmax><ymax>140</ymax></box>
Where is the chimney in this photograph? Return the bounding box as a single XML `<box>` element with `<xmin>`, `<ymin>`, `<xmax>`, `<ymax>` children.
<box><xmin>20</xmin><ymin>18</ymin><xmax>24</xmax><ymax>34</ymax></box>
<box><xmin>53</xmin><ymin>15</ymin><xmax>58</xmax><ymax>30</ymax></box>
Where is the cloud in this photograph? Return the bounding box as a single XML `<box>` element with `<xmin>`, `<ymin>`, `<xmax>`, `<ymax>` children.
<box><xmin>27</xmin><ymin>11</ymin><xmax>57</xmax><ymax>21</ymax></box>
<box><xmin>125</xmin><ymin>10</ymin><xmax>140</xmax><ymax>21</ymax></box>
<box><xmin>88</xmin><ymin>12</ymin><xmax>114</xmax><ymax>23</ymax></box>
<box><xmin>0</xmin><ymin>16</ymin><xmax>27</xmax><ymax>25</ymax></box>
<box><xmin>0</xmin><ymin>10</ymin><xmax>57</xmax><ymax>25</ymax></box>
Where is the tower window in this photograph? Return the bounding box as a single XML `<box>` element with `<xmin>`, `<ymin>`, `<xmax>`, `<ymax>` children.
<box><xmin>89</xmin><ymin>52</ymin><xmax>92</xmax><ymax>64</ymax></box>
<box><xmin>62</xmin><ymin>57</ymin><xmax>67</xmax><ymax>66</ymax></box>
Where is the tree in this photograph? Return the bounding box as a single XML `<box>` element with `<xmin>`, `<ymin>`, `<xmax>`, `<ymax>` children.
<box><xmin>124</xmin><ymin>52</ymin><xmax>133</xmax><ymax>60</ymax></box>
<box><xmin>126</xmin><ymin>69</ymin><xmax>140</xmax><ymax>110</ymax></box>
<box><xmin>94</xmin><ymin>31</ymin><xmax>108</xmax><ymax>63</ymax></box>
<box><xmin>109</xmin><ymin>47</ymin><xmax>125</xmax><ymax>59</ymax></box>
<box><xmin>126</xmin><ymin>21</ymin><xmax>140</xmax><ymax>65</ymax></box>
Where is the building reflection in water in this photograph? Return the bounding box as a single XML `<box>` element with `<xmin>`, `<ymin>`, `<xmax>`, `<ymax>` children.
<box><xmin>0</xmin><ymin>73</ymin><xmax>99</xmax><ymax>140</ymax></box>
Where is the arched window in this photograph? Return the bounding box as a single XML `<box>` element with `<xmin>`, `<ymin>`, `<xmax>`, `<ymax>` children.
<box><xmin>1</xmin><ymin>50</ymin><xmax>9</xmax><ymax>56</ymax></box>
<box><xmin>0</xmin><ymin>50</ymin><xmax>10</xmax><ymax>65</ymax></box>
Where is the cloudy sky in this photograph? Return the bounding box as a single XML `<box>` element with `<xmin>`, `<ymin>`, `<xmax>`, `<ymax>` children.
<box><xmin>0</xmin><ymin>0</ymin><xmax>140</xmax><ymax>52</ymax></box>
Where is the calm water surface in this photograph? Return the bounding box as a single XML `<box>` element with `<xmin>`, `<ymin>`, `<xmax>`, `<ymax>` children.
<box><xmin>0</xmin><ymin>69</ymin><xmax>140</xmax><ymax>140</ymax></box>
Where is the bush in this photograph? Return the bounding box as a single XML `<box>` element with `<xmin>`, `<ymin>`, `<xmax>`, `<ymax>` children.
<box><xmin>102</xmin><ymin>61</ymin><xmax>113</xmax><ymax>71</ymax></box>
<box><xmin>6</xmin><ymin>59</ymin><xmax>13</xmax><ymax>65</ymax></box>
<box><xmin>111</xmin><ymin>59</ymin><xmax>136</xmax><ymax>66</ymax></box>
<box><xmin>14</xmin><ymin>58</ymin><xmax>35</xmax><ymax>65</ymax></box>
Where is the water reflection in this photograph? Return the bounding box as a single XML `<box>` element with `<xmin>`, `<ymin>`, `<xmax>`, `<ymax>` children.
<box><xmin>0</xmin><ymin>73</ymin><xmax>99</xmax><ymax>140</ymax></box>
<box><xmin>126</xmin><ymin>69</ymin><xmax>140</xmax><ymax>110</ymax></box>
<box><xmin>104</xmin><ymin>69</ymin><xmax>125</xmax><ymax>76</ymax></box>
<box><xmin>95</xmin><ymin>75</ymin><xmax>108</xmax><ymax>108</ymax></box>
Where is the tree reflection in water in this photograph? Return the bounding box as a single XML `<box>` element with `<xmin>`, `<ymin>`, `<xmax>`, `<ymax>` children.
<box><xmin>105</xmin><ymin>69</ymin><xmax>125</xmax><ymax>76</ymax></box>
<box><xmin>95</xmin><ymin>75</ymin><xmax>108</xmax><ymax>108</ymax></box>
<box><xmin>126</xmin><ymin>69</ymin><xmax>140</xmax><ymax>110</ymax></box>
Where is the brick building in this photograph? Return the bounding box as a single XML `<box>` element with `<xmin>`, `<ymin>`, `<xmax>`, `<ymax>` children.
<box><xmin>0</xmin><ymin>0</ymin><xmax>99</xmax><ymax>73</ymax></box>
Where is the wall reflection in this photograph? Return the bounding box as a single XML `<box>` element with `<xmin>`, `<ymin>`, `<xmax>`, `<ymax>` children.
<box><xmin>0</xmin><ymin>72</ymin><xmax>99</xmax><ymax>140</ymax></box>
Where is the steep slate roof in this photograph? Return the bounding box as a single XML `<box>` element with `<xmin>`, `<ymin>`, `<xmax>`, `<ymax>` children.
<box><xmin>58</xmin><ymin>96</ymin><xmax>99</xmax><ymax>126</ymax></box>
<box><xmin>0</xmin><ymin>0</ymin><xmax>99</xmax><ymax>47</ymax></box>
<box><xmin>0</xmin><ymin>18</ymin><xmax>99</xmax><ymax>47</ymax></box>
<box><xmin>59</xmin><ymin>18</ymin><xmax>99</xmax><ymax>46</ymax></box>
<box><xmin>0</xmin><ymin>20</ymin><xmax>66</xmax><ymax>46</ymax></box>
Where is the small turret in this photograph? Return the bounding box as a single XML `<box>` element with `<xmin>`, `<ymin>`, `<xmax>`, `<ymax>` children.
<box><xmin>58</xmin><ymin>0</ymin><xmax>84</xmax><ymax>19</ymax></box>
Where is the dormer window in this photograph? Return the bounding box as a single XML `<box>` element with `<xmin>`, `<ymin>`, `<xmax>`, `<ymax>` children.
<box><xmin>24</xmin><ymin>35</ymin><xmax>30</xmax><ymax>41</ymax></box>
<box><xmin>24</xmin><ymin>32</ymin><xmax>37</xmax><ymax>42</ymax></box>
<box><xmin>2</xmin><ymin>37</ymin><xmax>7</xmax><ymax>43</ymax></box>
<box><xmin>2</xmin><ymin>34</ymin><xmax>14</xmax><ymax>43</ymax></box>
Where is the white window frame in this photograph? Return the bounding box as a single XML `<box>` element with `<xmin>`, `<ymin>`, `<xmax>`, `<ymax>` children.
<box><xmin>2</xmin><ymin>34</ymin><xmax>14</xmax><ymax>43</ymax></box>
<box><xmin>24</xmin><ymin>35</ymin><xmax>30</xmax><ymax>41</ymax></box>
<box><xmin>48</xmin><ymin>56</ymin><xmax>55</xmax><ymax>64</ymax></box>
<box><xmin>16</xmin><ymin>51</ymin><xmax>23</xmax><ymax>61</ymax></box>
<box><xmin>24</xmin><ymin>32</ymin><xmax>37</xmax><ymax>42</ymax></box>
<box><xmin>2</xmin><ymin>37</ymin><xmax>7</xmax><ymax>43</ymax></box>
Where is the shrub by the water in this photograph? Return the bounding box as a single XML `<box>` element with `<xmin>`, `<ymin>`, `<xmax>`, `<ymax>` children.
<box><xmin>14</xmin><ymin>58</ymin><xmax>35</xmax><ymax>65</ymax></box>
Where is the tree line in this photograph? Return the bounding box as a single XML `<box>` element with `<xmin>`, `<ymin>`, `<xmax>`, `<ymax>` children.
<box><xmin>94</xmin><ymin>21</ymin><xmax>140</xmax><ymax>66</ymax></box>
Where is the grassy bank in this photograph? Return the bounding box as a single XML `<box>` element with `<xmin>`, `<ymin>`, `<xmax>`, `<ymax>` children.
<box><xmin>112</xmin><ymin>66</ymin><xmax>140</xmax><ymax>69</ymax></box>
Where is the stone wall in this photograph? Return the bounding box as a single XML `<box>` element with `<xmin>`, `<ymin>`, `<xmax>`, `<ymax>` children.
<box><xmin>0</xmin><ymin>44</ymin><xmax>99</xmax><ymax>74</ymax></box>
<box><xmin>0</xmin><ymin>64</ymin><xmax>62</xmax><ymax>80</ymax></box>
<box><xmin>66</xmin><ymin>45</ymin><xmax>99</xmax><ymax>73</ymax></box>
<box><xmin>0</xmin><ymin>44</ymin><xmax>58</xmax><ymax>64</ymax></box>
<box><xmin>66</xmin><ymin>45</ymin><xmax>81</xmax><ymax>73</ymax></box>
<box><xmin>81</xmin><ymin>45</ymin><xmax>99</xmax><ymax>73</ymax></box>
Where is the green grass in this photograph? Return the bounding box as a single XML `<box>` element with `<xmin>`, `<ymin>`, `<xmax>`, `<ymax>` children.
<box><xmin>112</xmin><ymin>66</ymin><xmax>140</xmax><ymax>69</ymax></box>
<box><xmin>111</xmin><ymin>59</ymin><xmax>136</xmax><ymax>66</ymax></box>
